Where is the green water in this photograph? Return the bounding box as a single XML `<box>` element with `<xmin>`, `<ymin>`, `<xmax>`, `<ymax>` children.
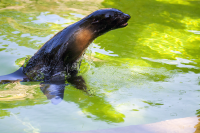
<box><xmin>0</xmin><ymin>0</ymin><xmax>200</xmax><ymax>132</ymax></box>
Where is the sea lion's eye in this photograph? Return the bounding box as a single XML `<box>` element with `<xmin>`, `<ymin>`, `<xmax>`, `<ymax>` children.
<box><xmin>92</xmin><ymin>18</ymin><xmax>99</xmax><ymax>24</ymax></box>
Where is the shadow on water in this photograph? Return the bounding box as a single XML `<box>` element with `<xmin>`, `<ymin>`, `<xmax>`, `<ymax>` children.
<box><xmin>0</xmin><ymin>71</ymin><xmax>125</xmax><ymax>123</ymax></box>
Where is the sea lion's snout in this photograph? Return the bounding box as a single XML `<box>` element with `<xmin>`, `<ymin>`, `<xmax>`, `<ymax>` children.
<box><xmin>118</xmin><ymin>13</ymin><xmax>131</xmax><ymax>28</ymax></box>
<box><xmin>122</xmin><ymin>14</ymin><xmax>131</xmax><ymax>20</ymax></box>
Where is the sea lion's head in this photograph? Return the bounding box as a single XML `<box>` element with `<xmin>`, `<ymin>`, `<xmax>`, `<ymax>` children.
<box><xmin>79</xmin><ymin>8</ymin><xmax>130</xmax><ymax>37</ymax></box>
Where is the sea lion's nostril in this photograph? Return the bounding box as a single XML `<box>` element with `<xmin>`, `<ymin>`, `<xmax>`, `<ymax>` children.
<box><xmin>124</xmin><ymin>14</ymin><xmax>131</xmax><ymax>19</ymax></box>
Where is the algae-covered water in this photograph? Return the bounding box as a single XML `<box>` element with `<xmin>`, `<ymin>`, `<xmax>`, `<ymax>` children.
<box><xmin>0</xmin><ymin>0</ymin><xmax>200</xmax><ymax>132</ymax></box>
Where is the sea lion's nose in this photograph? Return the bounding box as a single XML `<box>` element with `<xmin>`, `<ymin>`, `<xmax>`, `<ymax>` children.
<box><xmin>124</xmin><ymin>14</ymin><xmax>131</xmax><ymax>19</ymax></box>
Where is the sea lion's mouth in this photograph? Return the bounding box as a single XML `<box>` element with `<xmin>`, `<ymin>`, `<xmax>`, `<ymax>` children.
<box><xmin>120</xmin><ymin>22</ymin><xmax>128</xmax><ymax>27</ymax></box>
<box><xmin>117</xmin><ymin>14</ymin><xmax>130</xmax><ymax>28</ymax></box>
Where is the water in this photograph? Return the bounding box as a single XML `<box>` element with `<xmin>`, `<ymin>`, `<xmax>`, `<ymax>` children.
<box><xmin>0</xmin><ymin>0</ymin><xmax>200</xmax><ymax>132</ymax></box>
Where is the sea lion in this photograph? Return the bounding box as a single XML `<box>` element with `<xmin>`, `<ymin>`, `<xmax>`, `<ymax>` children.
<box><xmin>23</xmin><ymin>8</ymin><xmax>130</xmax><ymax>81</ymax></box>
<box><xmin>0</xmin><ymin>8</ymin><xmax>130</xmax><ymax>83</ymax></box>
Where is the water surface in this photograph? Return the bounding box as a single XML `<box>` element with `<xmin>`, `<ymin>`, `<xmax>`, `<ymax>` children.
<box><xmin>0</xmin><ymin>0</ymin><xmax>200</xmax><ymax>132</ymax></box>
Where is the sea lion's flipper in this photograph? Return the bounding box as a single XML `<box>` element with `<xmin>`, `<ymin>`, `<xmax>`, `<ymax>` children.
<box><xmin>0</xmin><ymin>67</ymin><xmax>27</xmax><ymax>84</ymax></box>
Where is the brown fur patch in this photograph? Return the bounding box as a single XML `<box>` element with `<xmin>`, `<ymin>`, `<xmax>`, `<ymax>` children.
<box><xmin>75</xmin><ymin>29</ymin><xmax>93</xmax><ymax>50</ymax></box>
<box><xmin>74</xmin><ymin>29</ymin><xmax>94</xmax><ymax>59</ymax></box>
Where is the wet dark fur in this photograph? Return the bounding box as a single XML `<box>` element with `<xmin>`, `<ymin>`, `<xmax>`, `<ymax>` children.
<box><xmin>22</xmin><ymin>8</ymin><xmax>130</xmax><ymax>81</ymax></box>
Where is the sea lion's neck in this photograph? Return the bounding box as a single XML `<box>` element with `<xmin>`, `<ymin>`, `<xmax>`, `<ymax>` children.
<box><xmin>60</xmin><ymin>21</ymin><xmax>96</xmax><ymax>64</ymax></box>
<box><xmin>74</xmin><ymin>28</ymin><xmax>94</xmax><ymax>54</ymax></box>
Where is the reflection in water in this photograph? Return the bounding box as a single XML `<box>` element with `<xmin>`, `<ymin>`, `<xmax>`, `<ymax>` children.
<box><xmin>0</xmin><ymin>71</ymin><xmax>125</xmax><ymax>124</ymax></box>
<box><xmin>40</xmin><ymin>73</ymin><xmax>88</xmax><ymax>105</ymax></box>
<box><xmin>40</xmin><ymin>81</ymin><xmax>66</xmax><ymax>105</ymax></box>
<box><xmin>40</xmin><ymin>74</ymin><xmax>125</xmax><ymax>123</ymax></box>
